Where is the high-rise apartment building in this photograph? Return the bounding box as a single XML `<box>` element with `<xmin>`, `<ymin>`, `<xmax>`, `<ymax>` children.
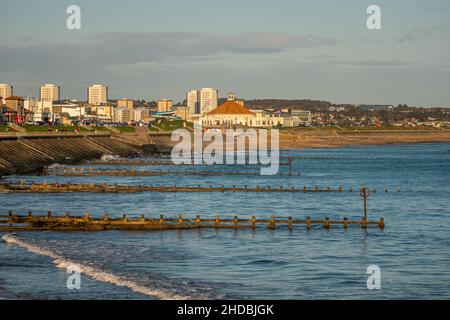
<box><xmin>88</xmin><ymin>84</ymin><xmax>108</xmax><ymax>105</ymax></box>
<box><xmin>157</xmin><ymin>99</ymin><xmax>173</xmax><ymax>112</ymax></box>
<box><xmin>186</xmin><ymin>90</ymin><xmax>199</xmax><ymax>115</ymax></box>
<box><xmin>117</xmin><ymin>98</ymin><xmax>134</xmax><ymax>109</ymax></box>
<box><xmin>199</xmin><ymin>88</ymin><xmax>218</xmax><ymax>115</ymax></box>
<box><xmin>0</xmin><ymin>84</ymin><xmax>13</xmax><ymax>104</ymax></box>
<box><xmin>40</xmin><ymin>84</ymin><xmax>60</xmax><ymax>102</ymax></box>
<box><xmin>186</xmin><ymin>88</ymin><xmax>218</xmax><ymax>115</ymax></box>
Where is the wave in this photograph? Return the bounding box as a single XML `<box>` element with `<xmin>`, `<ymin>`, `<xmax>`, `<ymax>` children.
<box><xmin>1</xmin><ymin>234</ymin><xmax>193</xmax><ymax>300</ymax></box>
<box><xmin>100</xmin><ymin>154</ymin><xmax>120</xmax><ymax>161</ymax></box>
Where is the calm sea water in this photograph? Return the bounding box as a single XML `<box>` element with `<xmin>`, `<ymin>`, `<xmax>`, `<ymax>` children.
<box><xmin>1</xmin><ymin>143</ymin><xmax>450</xmax><ymax>299</ymax></box>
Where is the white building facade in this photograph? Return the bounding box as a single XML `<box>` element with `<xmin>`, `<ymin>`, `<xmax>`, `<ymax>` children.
<box><xmin>40</xmin><ymin>84</ymin><xmax>60</xmax><ymax>102</ymax></box>
<box><xmin>0</xmin><ymin>84</ymin><xmax>13</xmax><ymax>104</ymax></box>
<box><xmin>186</xmin><ymin>88</ymin><xmax>218</xmax><ymax>116</ymax></box>
<box><xmin>88</xmin><ymin>84</ymin><xmax>108</xmax><ymax>105</ymax></box>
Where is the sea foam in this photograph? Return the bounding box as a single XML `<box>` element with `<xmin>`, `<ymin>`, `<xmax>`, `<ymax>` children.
<box><xmin>1</xmin><ymin>234</ymin><xmax>193</xmax><ymax>300</ymax></box>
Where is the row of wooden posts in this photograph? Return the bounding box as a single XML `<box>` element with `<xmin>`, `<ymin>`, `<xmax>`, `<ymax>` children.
<box><xmin>1</xmin><ymin>210</ymin><xmax>385</xmax><ymax>230</ymax></box>
<box><xmin>45</xmin><ymin>167</ymin><xmax>301</xmax><ymax>177</ymax></box>
<box><xmin>5</xmin><ymin>181</ymin><xmax>399</xmax><ymax>194</ymax></box>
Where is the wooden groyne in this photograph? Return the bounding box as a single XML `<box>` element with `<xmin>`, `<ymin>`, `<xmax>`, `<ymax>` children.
<box><xmin>86</xmin><ymin>159</ymin><xmax>294</xmax><ymax>167</ymax></box>
<box><xmin>45</xmin><ymin>167</ymin><xmax>300</xmax><ymax>177</ymax></box>
<box><xmin>0</xmin><ymin>211</ymin><xmax>385</xmax><ymax>232</ymax></box>
<box><xmin>0</xmin><ymin>134</ymin><xmax>141</xmax><ymax>176</ymax></box>
<box><xmin>0</xmin><ymin>182</ymin><xmax>392</xmax><ymax>194</ymax></box>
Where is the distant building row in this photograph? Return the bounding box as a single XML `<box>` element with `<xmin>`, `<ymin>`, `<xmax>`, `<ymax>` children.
<box><xmin>0</xmin><ymin>83</ymin><xmax>108</xmax><ymax>105</ymax></box>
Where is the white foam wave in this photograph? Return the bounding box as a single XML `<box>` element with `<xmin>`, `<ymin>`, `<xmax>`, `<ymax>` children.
<box><xmin>1</xmin><ymin>234</ymin><xmax>192</xmax><ymax>300</ymax></box>
<box><xmin>100</xmin><ymin>154</ymin><xmax>120</xmax><ymax>161</ymax></box>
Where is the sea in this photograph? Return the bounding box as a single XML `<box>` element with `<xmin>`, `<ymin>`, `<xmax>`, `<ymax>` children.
<box><xmin>1</xmin><ymin>143</ymin><xmax>449</xmax><ymax>299</ymax></box>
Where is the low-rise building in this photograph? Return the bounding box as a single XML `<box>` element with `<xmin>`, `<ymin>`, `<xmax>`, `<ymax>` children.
<box><xmin>198</xmin><ymin>95</ymin><xmax>284</xmax><ymax>128</ymax></box>
<box><xmin>52</xmin><ymin>101</ymin><xmax>88</xmax><ymax>120</ymax></box>
<box><xmin>24</xmin><ymin>99</ymin><xmax>53</xmax><ymax>122</ymax></box>
<box><xmin>133</xmin><ymin>107</ymin><xmax>150</xmax><ymax>122</ymax></box>
<box><xmin>112</xmin><ymin>107</ymin><xmax>133</xmax><ymax>124</ymax></box>
<box><xmin>175</xmin><ymin>105</ymin><xmax>191</xmax><ymax>121</ymax></box>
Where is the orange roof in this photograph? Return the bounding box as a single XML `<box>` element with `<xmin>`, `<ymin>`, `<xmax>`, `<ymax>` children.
<box><xmin>5</xmin><ymin>96</ymin><xmax>22</xmax><ymax>101</ymax></box>
<box><xmin>207</xmin><ymin>100</ymin><xmax>253</xmax><ymax>115</ymax></box>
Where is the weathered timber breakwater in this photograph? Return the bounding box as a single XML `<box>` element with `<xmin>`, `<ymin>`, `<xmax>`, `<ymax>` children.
<box><xmin>0</xmin><ymin>211</ymin><xmax>385</xmax><ymax>232</ymax></box>
<box><xmin>46</xmin><ymin>168</ymin><xmax>301</xmax><ymax>177</ymax></box>
<box><xmin>0</xmin><ymin>182</ymin><xmax>393</xmax><ymax>194</ymax></box>
<box><xmin>0</xmin><ymin>133</ymin><xmax>141</xmax><ymax>176</ymax></box>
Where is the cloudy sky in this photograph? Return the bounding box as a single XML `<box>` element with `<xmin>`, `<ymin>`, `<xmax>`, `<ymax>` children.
<box><xmin>1</xmin><ymin>0</ymin><xmax>450</xmax><ymax>106</ymax></box>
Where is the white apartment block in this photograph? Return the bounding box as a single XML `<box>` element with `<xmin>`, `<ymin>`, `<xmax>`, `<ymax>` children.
<box><xmin>88</xmin><ymin>84</ymin><xmax>108</xmax><ymax>105</ymax></box>
<box><xmin>0</xmin><ymin>84</ymin><xmax>13</xmax><ymax>104</ymax></box>
<box><xmin>186</xmin><ymin>90</ymin><xmax>199</xmax><ymax>115</ymax></box>
<box><xmin>40</xmin><ymin>84</ymin><xmax>60</xmax><ymax>102</ymax></box>
<box><xmin>133</xmin><ymin>107</ymin><xmax>149</xmax><ymax>122</ymax></box>
<box><xmin>24</xmin><ymin>99</ymin><xmax>53</xmax><ymax>122</ymax></box>
<box><xmin>186</xmin><ymin>88</ymin><xmax>218</xmax><ymax>116</ymax></box>
<box><xmin>113</xmin><ymin>107</ymin><xmax>132</xmax><ymax>123</ymax></box>
<box><xmin>199</xmin><ymin>88</ymin><xmax>218</xmax><ymax>115</ymax></box>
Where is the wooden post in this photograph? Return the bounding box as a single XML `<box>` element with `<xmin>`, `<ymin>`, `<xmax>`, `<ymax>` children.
<box><xmin>215</xmin><ymin>215</ymin><xmax>220</xmax><ymax>227</ymax></box>
<box><xmin>306</xmin><ymin>216</ymin><xmax>312</xmax><ymax>230</ymax></box>
<box><xmin>196</xmin><ymin>215</ymin><xmax>201</xmax><ymax>226</ymax></box>
<box><xmin>178</xmin><ymin>214</ymin><xmax>183</xmax><ymax>225</ymax></box>
<box><xmin>343</xmin><ymin>217</ymin><xmax>349</xmax><ymax>229</ymax></box>
<box><xmin>268</xmin><ymin>216</ymin><xmax>276</xmax><ymax>230</ymax></box>
<box><xmin>104</xmin><ymin>213</ymin><xmax>109</xmax><ymax>221</ymax></box>
<box><xmin>324</xmin><ymin>217</ymin><xmax>331</xmax><ymax>229</ymax></box>
<box><xmin>288</xmin><ymin>216</ymin><xmax>293</xmax><ymax>230</ymax></box>
<box><xmin>47</xmin><ymin>211</ymin><xmax>52</xmax><ymax>219</ymax></box>
<box><xmin>28</xmin><ymin>211</ymin><xmax>33</xmax><ymax>219</ymax></box>
<box><xmin>84</xmin><ymin>212</ymin><xmax>89</xmax><ymax>222</ymax></box>
<box><xmin>159</xmin><ymin>215</ymin><xmax>165</xmax><ymax>224</ymax></box>
<box><xmin>379</xmin><ymin>217</ymin><xmax>385</xmax><ymax>229</ymax></box>
<box><xmin>123</xmin><ymin>214</ymin><xmax>128</xmax><ymax>222</ymax></box>
<box><xmin>8</xmin><ymin>210</ymin><xmax>13</xmax><ymax>225</ymax></box>
<box><xmin>360</xmin><ymin>187</ymin><xmax>371</xmax><ymax>223</ymax></box>
<box><xmin>252</xmin><ymin>216</ymin><xmax>256</xmax><ymax>229</ymax></box>
<box><xmin>141</xmin><ymin>214</ymin><xmax>145</xmax><ymax>222</ymax></box>
<box><xmin>234</xmin><ymin>216</ymin><xmax>238</xmax><ymax>227</ymax></box>
<box><xmin>361</xmin><ymin>217</ymin><xmax>367</xmax><ymax>229</ymax></box>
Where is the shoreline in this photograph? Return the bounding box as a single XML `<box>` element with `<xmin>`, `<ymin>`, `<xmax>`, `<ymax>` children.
<box><xmin>277</xmin><ymin>129</ymin><xmax>450</xmax><ymax>149</ymax></box>
<box><xmin>1</xmin><ymin>129</ymin><xmax>449</xmax><ymax>177</ymax></box>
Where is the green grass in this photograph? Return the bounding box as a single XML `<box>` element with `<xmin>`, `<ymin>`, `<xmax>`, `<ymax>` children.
<box><xmin>115</xmin><ymin>126</ymin><xmax>136</xmax><ymax>133</ymax></box>
<box><xmin>89</xmin><ymin>126</ymin><xmax>109</xmax><ymax>132</ymax></box>
<box><xmin>0</xmin><ymin>125</ymin><xmax>10</xmax><ymax>132</ymax></box>
<box><xmin>22</xmin><ymin>125</ymin><xmax>88</xmax><ymax>132</ymax></box>
<box><xmin>150</xmin><ymin>119</ymin><xmax>193</xmax><ymax>132</ymax></box>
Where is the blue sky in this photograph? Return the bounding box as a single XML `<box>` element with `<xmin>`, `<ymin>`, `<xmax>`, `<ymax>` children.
<box><xmin>1</xmin><ymin>0</ymin><xmax>449</xmax><ymax>106</ymax></box>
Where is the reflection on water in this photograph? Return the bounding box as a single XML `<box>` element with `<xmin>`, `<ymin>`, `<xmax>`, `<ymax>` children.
<box><xmin>1</xmin><ymin>143</ymin><xmax>450</xmax><ymax>299</ymax></box>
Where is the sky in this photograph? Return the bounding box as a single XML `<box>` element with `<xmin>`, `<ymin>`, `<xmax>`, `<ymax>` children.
<box><xmin>1</xmin><ymin>0</ymin><xmax>450</xmax><ymax>106</ymax></box>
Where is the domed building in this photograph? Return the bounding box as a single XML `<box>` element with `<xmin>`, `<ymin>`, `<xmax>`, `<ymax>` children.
<box><xmin>197</xmin><ymin>94</ymin><xmax>284</xmax><ymax>128</ymax></box>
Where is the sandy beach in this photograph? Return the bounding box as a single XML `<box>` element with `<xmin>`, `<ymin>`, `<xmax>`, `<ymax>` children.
<box><xmin>277</xmin><ymin>128</ymin><xmax>450</xmax><ymax>149</ymax></box>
